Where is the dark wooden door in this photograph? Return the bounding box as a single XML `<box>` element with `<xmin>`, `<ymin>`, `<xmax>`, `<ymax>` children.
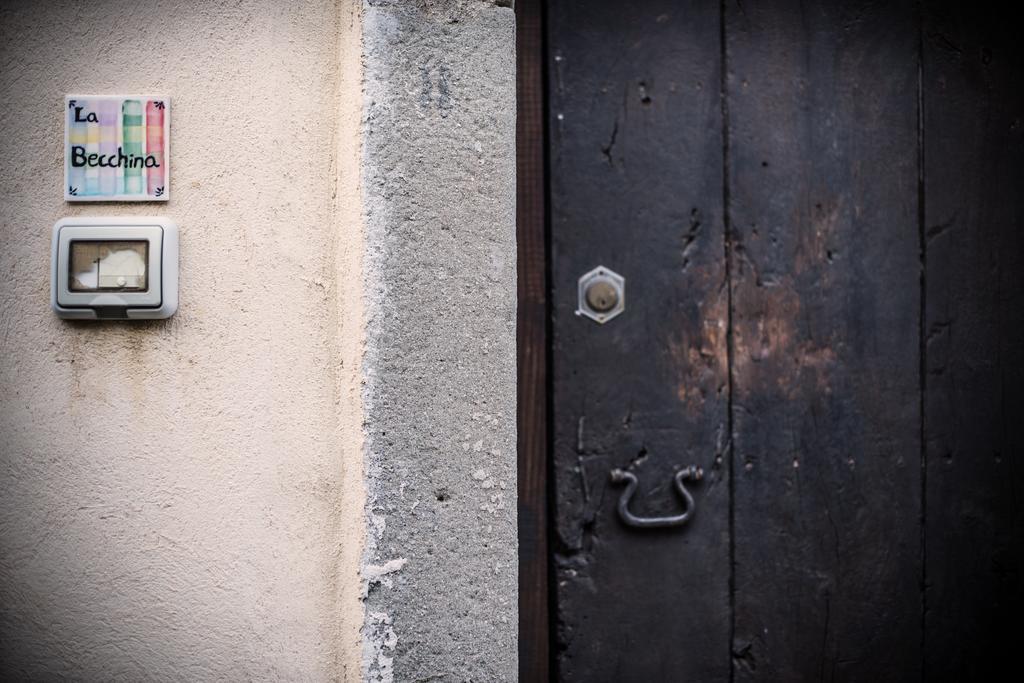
<box><xmin>542</xmin><ymin>1</ymin><xmax>1023</xmax><ymax>681</ymax></box>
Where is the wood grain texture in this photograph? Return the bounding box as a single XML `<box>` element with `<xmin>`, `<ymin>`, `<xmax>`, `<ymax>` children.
<box><xmin>547</xmin><ymin>2</ymin><xmax>730</xmax><ymax>680</ymax></box>
<box><xmin>534</xmin><ymin>3</ymin><xmax>1024</xmax><ymax>680</ymax></box>
<box><xmin>516</xmin><ymin>0</ymin><xmax>551</xmax><ymax>680</ymax></box>
<box><xmin>725</xmin><ymin>2</ymin><xmax>923</xmax><ymax>679</ymax></box>
<box><xmin>922</xmin><ymin>3</ymin><xmax>1024</xmax><ymax>678</ymax></box>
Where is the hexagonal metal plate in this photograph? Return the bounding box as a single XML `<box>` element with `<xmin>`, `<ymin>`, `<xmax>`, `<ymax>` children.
<box><xmin>576</xmin><ymin>265</ymin><xmax>625</xmax><ymax>324</ymax></box>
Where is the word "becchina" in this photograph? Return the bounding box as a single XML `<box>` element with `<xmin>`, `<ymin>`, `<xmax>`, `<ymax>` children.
<box><xmin>70</xmin><ymin>146</ymin><xmax>161</xmax><ymax>169</ymax></box>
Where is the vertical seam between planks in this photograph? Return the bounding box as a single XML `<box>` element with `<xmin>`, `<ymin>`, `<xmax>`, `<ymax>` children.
<box><xmin>916</xmin><ymin>3</ymin><xmax>928</xmax><ymax>679</ymax></box>
<box><xmin>719</xmin><ymin>1</ymin><xmax>737</xmax><ymax>680</ymax></box>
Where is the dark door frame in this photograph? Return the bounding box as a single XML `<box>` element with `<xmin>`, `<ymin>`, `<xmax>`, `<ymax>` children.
<box><xmin>516</xmin><ymin>0</ymin><xmax>551</xmax><ymax>680</ymax></box>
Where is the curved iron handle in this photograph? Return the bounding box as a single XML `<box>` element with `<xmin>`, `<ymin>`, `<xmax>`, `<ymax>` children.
<box><xmin>609</xmin><ymin>466</ymin><xmax>704</xmax><ymax>528</ymax></box>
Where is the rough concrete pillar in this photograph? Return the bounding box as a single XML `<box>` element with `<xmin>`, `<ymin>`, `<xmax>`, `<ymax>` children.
<box><xmin>359</xmin><ymin>1</ymin><xmax>518</xmax><ymax>681</ymax></box>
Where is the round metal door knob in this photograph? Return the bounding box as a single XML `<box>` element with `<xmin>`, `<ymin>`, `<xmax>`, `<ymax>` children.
<box><xmin>585</xmin><ymin>279</ymin><xmax>619</xmax><ymax>312</ymax></box>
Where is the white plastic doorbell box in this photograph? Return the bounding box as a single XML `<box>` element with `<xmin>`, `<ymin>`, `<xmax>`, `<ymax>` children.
<box><xmin>51</xmin><ymin>216</ymin><xmax>178</xmax><ymax>320</ymax></box>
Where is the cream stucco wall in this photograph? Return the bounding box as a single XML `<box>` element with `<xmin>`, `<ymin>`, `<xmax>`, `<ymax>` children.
<box><xmin>0</xmin><ymin>0</ymin><xmax>365</xmax><ymax>678</ymax></box>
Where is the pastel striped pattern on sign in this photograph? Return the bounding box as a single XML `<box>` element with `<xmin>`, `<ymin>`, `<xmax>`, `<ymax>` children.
<box><xmin>84</xmin><ymin>105</ymin><xmax>100</xmax><ymax>196</ymax></box>
<box><xmin>146</xmin><ymin>101</ymin><xmax>165</xmax><ymax>196</ymax></box>
<box><xmin>122</xmin><ymin>100</ymin><xmax>144</xmax><ymax>195</ymax></box>
<box><xmin>98</xmin><ymin>99</ymin><xmax>118</xmax><ymax>196</ymax></box>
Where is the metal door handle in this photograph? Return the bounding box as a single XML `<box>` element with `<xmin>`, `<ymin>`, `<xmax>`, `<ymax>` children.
<box><xmin>609</xmin><ymin>466</ymin><xmax>704</xmax><ymax>528</ymax></box>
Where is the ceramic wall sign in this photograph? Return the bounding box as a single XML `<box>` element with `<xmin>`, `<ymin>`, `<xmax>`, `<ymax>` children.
<box><xmin>64</xmin><ymin>95</ymin><xmax>170</xmax><ymax>202</ymax></box>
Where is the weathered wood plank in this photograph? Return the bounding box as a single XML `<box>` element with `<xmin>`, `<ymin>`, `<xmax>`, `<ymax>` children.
<box><xmin>548</xmin><ymin>1</ymin><xmax>730</xmax><ymax>680</ymax></box>
<box><xmin>725</xmin><ymin>2</ymin><xmax>922</xmax><ymax>679</ymax></box>
<box><xmin>922</xmin><ymin>4</ymin><xmax>1024</xmax><ymax>678</ymax></box>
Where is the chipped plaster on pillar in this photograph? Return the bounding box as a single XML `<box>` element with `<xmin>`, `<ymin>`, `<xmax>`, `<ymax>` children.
<box><xmin>359</xmin><ymin>1</ymin><xmax>518</xmax><ymax>681</ymax></box>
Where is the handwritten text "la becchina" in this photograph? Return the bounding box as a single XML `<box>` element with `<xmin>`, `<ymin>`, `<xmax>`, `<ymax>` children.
<box><xmin>69</xmin><ymin>105</ymin><xmax>161</xmax><ymax>169</ymax></box>
<box><xmin>70</xmin><ymin>147</ymin><xmax>160</xmax><ymax>169</ymax></box>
